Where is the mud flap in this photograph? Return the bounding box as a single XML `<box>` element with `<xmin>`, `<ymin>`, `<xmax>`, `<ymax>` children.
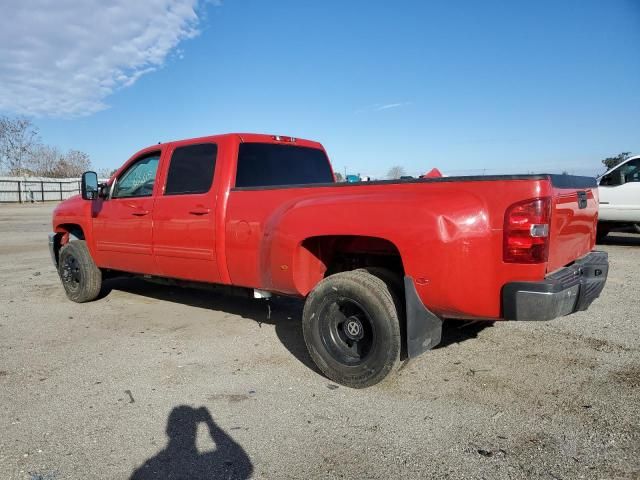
<box><xmin>404</xmin><ymin>276</ymin><xmax>443</xmax><ymax>357</ymax></box>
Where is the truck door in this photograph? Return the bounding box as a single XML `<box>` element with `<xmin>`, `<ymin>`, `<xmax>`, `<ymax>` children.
<box><xmin>92</xmin><ymin>151</ymin><xmax>161</xmax><ymax>274</ymax></box>
<box><xmin>152</xmin><ymin>142</ymin><xmax>220</xmax><ymax>283</ymax></box>
<box><xmin>599</xmin><ymin>158</ymin><xmax>640</xmax><ymax>222</ymax></box>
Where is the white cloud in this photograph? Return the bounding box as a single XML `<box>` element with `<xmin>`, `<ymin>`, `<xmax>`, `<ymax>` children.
<box><xmin>0</xmin><ymin>0</ymin><xmax>209</xmax><ymax>117</ymax></box>
<box><xmin>356</xmin><ymin>102</ymin><xmax>412</xmax><ymax>114</ymax></box>
<box><xmin>373</xmin><ymin>102</ymin><xmax>412</xmax><ymax>111</ymax></box>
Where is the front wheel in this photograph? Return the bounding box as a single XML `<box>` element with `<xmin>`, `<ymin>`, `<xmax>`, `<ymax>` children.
<box><xmin>58</xmin><ymin>240</ymin><xmax>102</xmax><ymax>303</ymax></box>
<box><xmin>302</xmin><ymin>270</ymin><xmax>401</xmax><ymax>388</ymax></box>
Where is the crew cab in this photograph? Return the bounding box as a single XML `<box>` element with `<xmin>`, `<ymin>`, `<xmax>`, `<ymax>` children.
<box><xmin>597</xmin><ymin>154</ymin><xmax>640</xmax><ymax>240</ymax></box>
<box><xmin>49</xmin><ymin>133</ymin><xmax>609</xmax><ymax>388</ymax></box>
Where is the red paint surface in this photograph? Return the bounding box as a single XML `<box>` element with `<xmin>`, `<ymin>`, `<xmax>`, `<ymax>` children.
<box><xmin>52</xmin><ymin>133</ymin><xmax>598</xmax><ymax>320</ymax></box>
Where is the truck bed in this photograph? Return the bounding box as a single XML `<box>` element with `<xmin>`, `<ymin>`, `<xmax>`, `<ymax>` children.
<box><xmin>226</xmin><ymin>172</ymin><xmax>598</xmax><ymax>320</ymax></box>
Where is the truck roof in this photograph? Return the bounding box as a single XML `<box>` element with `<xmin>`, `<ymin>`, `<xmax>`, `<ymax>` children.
<box><xmin>156</xmin><ymin>133</ymin><xmax>324</xmax><ymax>150</ymax></box>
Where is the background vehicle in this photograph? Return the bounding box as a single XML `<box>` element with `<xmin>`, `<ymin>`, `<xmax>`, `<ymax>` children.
<box><xmin>597</xmin><ymin>154</ymin><xmax>640</xmax><ymax>240</ymax></box>
<box><xmin>346</xmin><ymin>174</ymin><xmax>361</xmax><ymax>183</ymax></box>
<box><xmin>49</xmin><ymin>133</ymin><xmax>608</xmax><ymax>388</ymax></box>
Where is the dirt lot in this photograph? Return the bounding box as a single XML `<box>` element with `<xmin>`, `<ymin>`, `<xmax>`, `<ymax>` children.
<box><xmin>0</xmin><ymin>203</ymin><xmax>638</xmax><ymax>480</ymax></box>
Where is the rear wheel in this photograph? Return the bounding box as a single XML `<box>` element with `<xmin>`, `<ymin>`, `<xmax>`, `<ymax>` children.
<box><xmin>362</xmin><ymin>267</ymin><xmax>406</xmax><ymax>358</ymax></box>
<box><xmin>58</xmin><ymin>240</ymin><xmax>102</xmax><ymax>303</ymax></box>
<box><xmin>361</xmin><ymin>267</ymin><xmax>404</xmax><ymax>315</ymax></box>
<box><xmin>302</xmin><ymin>270</ymin><xmax>401</xmax><ymax>388</ymax></box>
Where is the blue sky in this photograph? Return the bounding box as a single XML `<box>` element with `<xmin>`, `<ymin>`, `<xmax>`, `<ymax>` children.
<box><xmin>3</xmin><ymin>0</ymin><xmax>639</xmax><ymax>178</ymax></box>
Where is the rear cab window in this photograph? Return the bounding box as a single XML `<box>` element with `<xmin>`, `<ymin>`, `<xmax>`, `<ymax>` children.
<box><xmin>235</xmin><ymin>143</ymin><xmax>334</xmax><ymax>188</ymax></box>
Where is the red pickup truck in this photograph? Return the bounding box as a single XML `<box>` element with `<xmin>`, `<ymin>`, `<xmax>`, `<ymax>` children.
<box><xmin>50</xmin><ymin>133</ymin><xmax>608</xmax><ymax>388</ymax></box>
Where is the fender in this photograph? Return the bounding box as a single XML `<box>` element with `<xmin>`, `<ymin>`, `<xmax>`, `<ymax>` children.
<box><xmin>258</xmin><ymin>187</ymin><xmax>494</xmax><ymax>316</ymax></box>
<box><xmin>258</xmin><ymin>190</ymin><xmax>414</xmax><ymax>295</ymax></box>
<box><xmin>52</xmin><ymin>195</ymin><xmax>97</xmax><ymax>261</ymax></box>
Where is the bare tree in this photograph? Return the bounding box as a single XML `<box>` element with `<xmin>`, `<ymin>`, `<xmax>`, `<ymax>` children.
<box><xmin>387</xmin><ymin>165</ymin><xmax>406</xmax><ymax>179</ymax></box>
<box><xmin>0</xmin><ymin>116</ymin><xmax>92</xmax><ymax>178</ymax></box>
<box><xmin>0</xmin><ymin>116</ymin><xmax>41</xmax><ymax>175</ymax></box>
<box><xmin>49</xmin><ymin>150</ymin><xmax>92</xmax><ymax>178</ymax></box>
<box><xmin>26</xmin><ymin>144</ymin><xmax>63</xmax><ymax>176</ymax></box>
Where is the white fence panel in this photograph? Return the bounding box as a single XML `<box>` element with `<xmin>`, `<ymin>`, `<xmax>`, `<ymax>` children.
<box><xmin>0</xmin><ymin>177</ymin><xmax>82</xmax><ymax>203</ymax></box>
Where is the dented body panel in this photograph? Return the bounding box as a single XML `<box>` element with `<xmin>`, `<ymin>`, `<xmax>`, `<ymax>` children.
<box><xmin>52</xmin><ymin>133</ymin><xmax>604</xmax><ymax>322</ymax></box>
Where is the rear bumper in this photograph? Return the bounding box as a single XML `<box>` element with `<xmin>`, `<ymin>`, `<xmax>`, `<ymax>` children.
<box><xmin>502</xmin><ymin>251</ymin><xmax>608</xmax><ymax>321</ymax></box>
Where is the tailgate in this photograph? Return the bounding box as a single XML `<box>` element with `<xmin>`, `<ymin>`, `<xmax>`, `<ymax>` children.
<box><xmin>546</xmin><ymin>175</ymin><xmax>599</xmax><ymax>273</ymax></box>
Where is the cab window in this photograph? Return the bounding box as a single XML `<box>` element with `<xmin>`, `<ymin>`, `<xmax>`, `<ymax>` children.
<box><xmin>620</xmin><ymin>159</ymin><xmax>640</xmax><ymax>183</ymax></box>
<box><xmin>601</xmin><ymin>159</ymin><xmax>640</xmax><ymax>186</ymax></box>
<box><xmin>235</xmin><ymin>143</ymin><xmax>334</xmax><ymax>188</ymax></box>
<box><xmin>165</xmin><ymin>144</ymin><xmax>217</xmax><ymax>195</ymax></box>
<box><xmin>112</xmin><ymin>154</ymin><xmax>160</xmax><ymax>198</ymax></box>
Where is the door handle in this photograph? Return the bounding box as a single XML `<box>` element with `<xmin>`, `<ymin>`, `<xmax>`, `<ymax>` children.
<box><xmin>189</xmin><ymin>207</ymin><xmax>211</xmax><ymax>215</ymax></box>
<box><xmin>131</xmin><ymin>210</ymin><xmax>150</xmax><ymax>216</ymax></box>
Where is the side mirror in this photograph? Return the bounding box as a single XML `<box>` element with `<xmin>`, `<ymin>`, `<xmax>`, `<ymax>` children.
<box><xmin>81</xmin><ymin>171</ymin><xmax>99</xmax><ymax>200</ymax></box>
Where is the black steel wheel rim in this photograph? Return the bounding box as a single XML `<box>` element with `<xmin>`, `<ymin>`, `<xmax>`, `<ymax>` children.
<box><xmin>319</xmin><ymin>297</ymin><xmax>376</xmax><ymax>366</ymax></box>
<box><xmin>61</xmin><ymin>254</ymin><xmax>81</xmax><ymax>291</ymax></box>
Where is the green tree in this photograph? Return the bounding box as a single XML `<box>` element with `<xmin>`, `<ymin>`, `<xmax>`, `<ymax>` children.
<box><xmin>602</xmin><ymin>152</ymin><xmax>631</xmax><ymax>171</ymax></box>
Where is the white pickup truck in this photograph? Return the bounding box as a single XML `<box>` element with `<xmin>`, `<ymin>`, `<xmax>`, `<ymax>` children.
<box><xmin>597</xmin><ymin>154</ymin><xmax>640</xmax><ymax>240</ymax></box>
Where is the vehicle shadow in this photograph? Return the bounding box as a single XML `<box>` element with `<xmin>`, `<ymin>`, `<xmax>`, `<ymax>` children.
<box><xmin>597</xmin><ymin>233</ymin><xmax>640</xmax><ymax>247</ymax></box>
<box><xmin>102</xmin><ymin>277</ymin><xmax>494</xmax><ymax>374</ymax></box>
<box><xmin>437</xmin><ymin>320</ymin><xmax>494</xmax><ymax>349</ymax></box>
<box><xmin>130</xmin><ymin>405</ymin><xmax>253</xmax><ymax>480</ymax></box>
<box><xmin>102</xmin><ymin>277</ymin><xmax>318</xmax><ymax>373</ymax></box>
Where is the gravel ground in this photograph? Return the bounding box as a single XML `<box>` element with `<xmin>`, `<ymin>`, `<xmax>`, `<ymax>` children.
<box><xmin>0</xmin><ymin>203</ymin><xmax>638</xmax><ymax>480</ymax></box>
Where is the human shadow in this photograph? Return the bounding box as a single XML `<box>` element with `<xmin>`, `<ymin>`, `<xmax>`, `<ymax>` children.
<box><xmin>130</xmin><ymin>405</ymin><xmax>253</xmax><ymax>480</ymax></box>
<box><xmin>102</xmin><ymin>277</ymin><xmax>318</xmax><ymax>372</ymax></box>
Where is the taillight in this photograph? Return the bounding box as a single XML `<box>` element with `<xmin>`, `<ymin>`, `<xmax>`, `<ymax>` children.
<box><xmin>503</xmin><ymin>197</ymin><xmax>551</xmax><ymax>263</ymax></box>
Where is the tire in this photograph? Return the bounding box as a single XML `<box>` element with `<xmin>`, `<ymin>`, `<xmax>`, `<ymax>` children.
<box><xmin>302</xmin><ymin>270</ymin><xmax>401</xmax><ymax>388</ymax></box>
<box><xmin>361</xmin><ymin>267</ymin><xmax>407</xmax><ymax>359</ymax></box>
<box><xmin>361</xmin><ymin>267</ymin><xmax>404</xmax><ymax>315</ymax></box>
<box><xmin>58</xmin><ymin>240</ymin><xmax>102</xmax><ymax>303</ymax></box>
